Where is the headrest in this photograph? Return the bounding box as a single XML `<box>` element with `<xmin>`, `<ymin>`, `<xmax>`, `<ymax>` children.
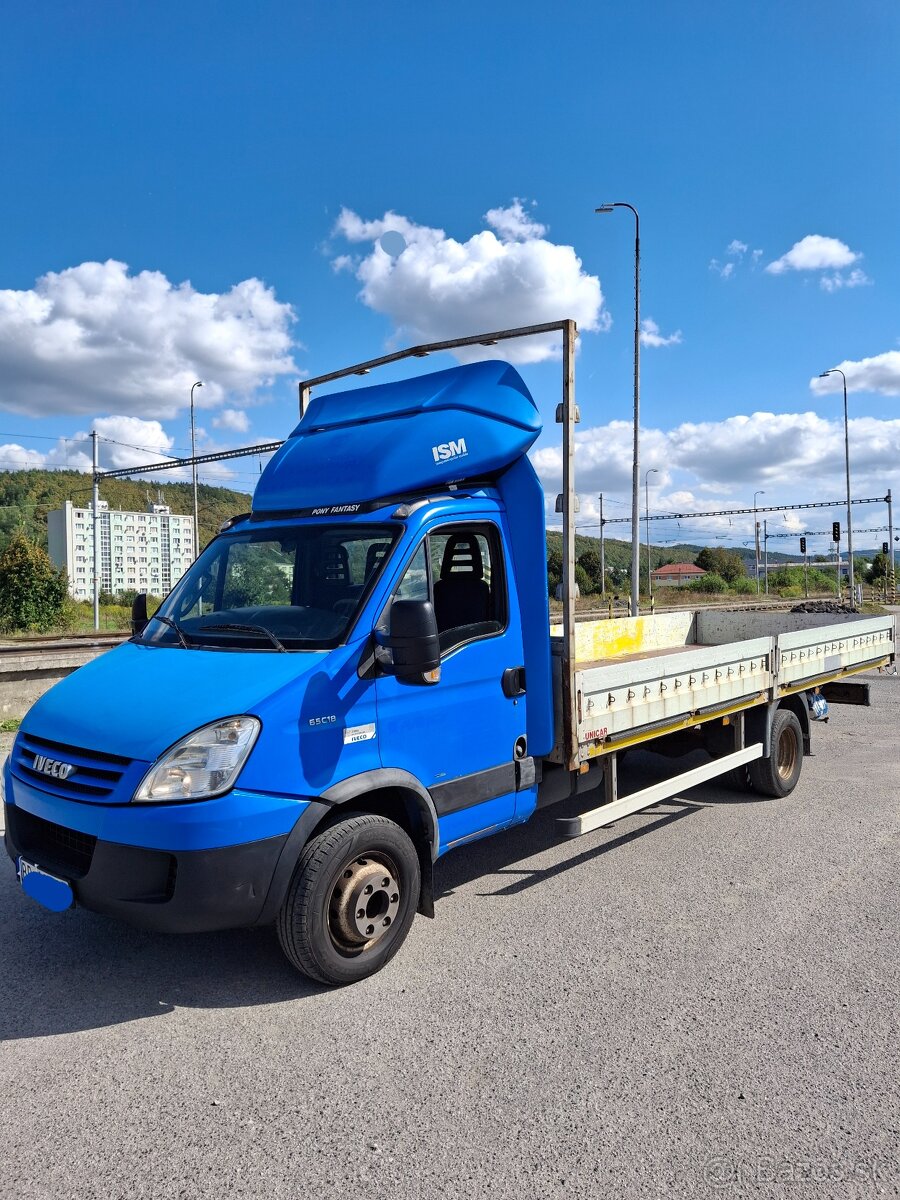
<box><xmin>440</xmin><ymin>534</ymin><xmax>484</xmax><ymax>581</ymax></box>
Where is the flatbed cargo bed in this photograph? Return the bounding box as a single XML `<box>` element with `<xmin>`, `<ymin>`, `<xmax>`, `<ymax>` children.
<box><xmin>549</xmin><ymin>608</ymin><xmax>895</xmax><ymax>765</ymax></box>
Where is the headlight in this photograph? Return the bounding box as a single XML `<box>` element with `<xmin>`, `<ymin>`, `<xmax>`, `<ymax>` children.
<box><xmin>133</xmin><ymin>717</ymin><xmax>260</xmax><ymax>803</ymax></box>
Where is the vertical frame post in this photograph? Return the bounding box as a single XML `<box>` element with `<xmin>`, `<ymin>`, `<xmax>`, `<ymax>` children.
<box><xmin>561</xmin><ymin>319</ymin><xmax>578</xmax><ymax>767</ymax></box>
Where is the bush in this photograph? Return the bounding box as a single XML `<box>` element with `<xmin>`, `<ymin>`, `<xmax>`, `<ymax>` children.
<box><xmin>687</xmin><ymin>573</ymin><xmax>728</xmax><ymax>594</ymax></box>
<box><xmin>574</xmin><ymin>564</ymin><xmax>594</xmax><ymax>596</ymax></box>
<box><xmin>0</xmin><ymin>534</ymin><xmax>69</xmax><ymax>633</ymax></box>
<box><xmin>731</xmin><ymin>577</ymin><xmax>756</xmax><ymax>595</ymax></box>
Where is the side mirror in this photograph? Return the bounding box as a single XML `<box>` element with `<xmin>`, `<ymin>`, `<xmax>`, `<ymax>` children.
<box><xmin>376</xmin><ymin>599</ymin><xmax>441</xmax><ymax>683</ymax></box>
<box><xmin>131</xmin><ymin>593</ymin><xmax>149</xmax><ymax>636</ymax></box>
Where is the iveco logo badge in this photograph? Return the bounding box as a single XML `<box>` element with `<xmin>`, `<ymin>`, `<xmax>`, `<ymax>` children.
<box><xmin>32</xmin><ymin>754</ymin><xmax>76</xmax><ymax>781</ymax></box>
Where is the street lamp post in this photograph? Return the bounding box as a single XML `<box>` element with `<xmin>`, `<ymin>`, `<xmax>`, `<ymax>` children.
<box><xmin>753</xmin><ymin>490</ymin><xmax>765</xmax><ymax>594</ymax></box>
<box><xmin>596</xmin><ymin>201</ymin><xmax>641</xmax><ymax>617</ymax></box>
<box><xmin>645</xmin><ymin>468</ymin><xmax>658</xmax><ymax>597</ymax></box>
<box><xmin>819</xmin><ymin>368</ymin><xmax>854</xmax><ymax>600</ymax></box>
<box><xmin>190</xmin><ymin>381</ymin><xmax>203</xmax><ymax>559</ymax></box>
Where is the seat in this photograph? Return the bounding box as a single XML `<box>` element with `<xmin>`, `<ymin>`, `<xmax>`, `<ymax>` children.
<box><xmin>433</xmin><ymin>533</ymin><xmax>491</xmax><ymax>633</ymax></box>
<box><xmin>364</xmin><ymin>541</ymin><xmax>391</xmax><ymax>578</ymax></box>
<box><xmin>312</xmin><ymin>543</ymin><xmax>351</xmax><ymax>609</ymax></box>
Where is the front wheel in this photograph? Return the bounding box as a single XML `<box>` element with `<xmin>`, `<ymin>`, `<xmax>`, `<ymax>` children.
<box><xmin>277</xmin><ymin>812</ymin><xmax>420</xmax><ymax>986</ymax></box>
<box><xmin>748</xmin><ymin>709</ymin><xmax>803</xmax><ymax>798</ymax></box>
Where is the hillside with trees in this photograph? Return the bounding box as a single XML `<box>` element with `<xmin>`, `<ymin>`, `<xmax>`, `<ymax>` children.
<box><xmin>0</xmin><ymin>469</ymin><xmax>253</xmax><ymax>557</ymax></box>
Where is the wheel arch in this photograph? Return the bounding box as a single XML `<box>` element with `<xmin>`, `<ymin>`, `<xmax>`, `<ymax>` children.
<box><xmin>745</xmin><ymin>696</ymin><xmax>811</xmax><ymax>757</ymax></box>
<box><xmin>318</xmin><ymin>769</ymin><xmax>439</xmax><ymax>861</ymax></box>
<box><xmin>318</xmin><ymin>769</ymin><xmax>438</xmax><ymax>919</ymax></box>
<box><xmin>256</xmin><ymin>770</ymin><xmax>438</xmax><ymax>926</ymax></box>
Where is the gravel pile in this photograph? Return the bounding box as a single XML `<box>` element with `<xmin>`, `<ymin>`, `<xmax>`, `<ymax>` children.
<box><xmin>790</xmin><ymin>599</ymin><xmax>859</xmax><ymax>614</ymax></box>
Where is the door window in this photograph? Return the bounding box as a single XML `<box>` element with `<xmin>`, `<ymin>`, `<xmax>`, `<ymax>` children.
<box><xmin>390</xmin><ymin>524</ymin><xmax>506</xmax><ymax>656</ymax></box>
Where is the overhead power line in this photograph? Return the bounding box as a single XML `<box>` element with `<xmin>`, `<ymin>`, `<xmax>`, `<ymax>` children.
<box><xmin>97</xmin><ymin>441</ymin><xmax>284</xmax><ymax>480</ymax></box>
<box><xmin>578</xmin><ymin>495</ymin><xmax>890</xmax><ymax>529</ymax></box>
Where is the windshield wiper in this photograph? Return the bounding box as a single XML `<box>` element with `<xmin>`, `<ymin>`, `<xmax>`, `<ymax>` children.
<box><xmin>152</xmin><ymin>613</ymin><xmax>192</xmax><ymax>649</ymax></box>
<box><xmin>199</xmin><ymin>622</ymin><xmax>287</xmax><ymax>652</ymax></box>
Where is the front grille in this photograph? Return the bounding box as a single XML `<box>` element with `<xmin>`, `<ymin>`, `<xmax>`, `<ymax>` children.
<box><xmin>12</xmin><ymin>731</ymin><xmax>134</xmax><ymax>802</ymax></box>
<box><xmin>9</xmin><ymin>807</ymin><xmax>97</xmax><ymax>878</ymax></box>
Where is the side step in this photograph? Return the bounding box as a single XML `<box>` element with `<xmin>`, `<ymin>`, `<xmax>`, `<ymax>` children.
<box><xmin>557</xmin><ymin>744</ymin><xmax>764</xmax><ymax>839</ymax></box>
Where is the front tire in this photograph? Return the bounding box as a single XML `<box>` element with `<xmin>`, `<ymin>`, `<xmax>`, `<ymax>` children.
<box><xmin>748</xmin><ymin>709</ymin><xmax>803</xmax><ymax>798</ymax></box>
<box><xmin>277</xmin><ymin>812</ymin><xmax>420</xmax><ymax>986</ymax></box>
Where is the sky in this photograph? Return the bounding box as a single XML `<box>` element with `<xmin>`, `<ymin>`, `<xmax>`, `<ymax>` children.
<box><xmin>1</xmin><ymin>0</ymin><xmax>899</xmax><ymax>558</ymax></box>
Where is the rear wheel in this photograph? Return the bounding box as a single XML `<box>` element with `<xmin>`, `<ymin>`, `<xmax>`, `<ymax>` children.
<box><xmin>277</xmin><ymin>812</ymin><xmax>420</xmax><ymax>986</ymax></box>
<box><xmin>748</xmin><ymin>709</ymin><xmax>803</xmax><ymax>798</ymax></box>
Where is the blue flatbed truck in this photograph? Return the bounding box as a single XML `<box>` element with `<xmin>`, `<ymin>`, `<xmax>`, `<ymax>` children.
<box><xmin>4</xmin><ymin>322</ymin><xmax>895</xmax><ymax>985</ymax></box>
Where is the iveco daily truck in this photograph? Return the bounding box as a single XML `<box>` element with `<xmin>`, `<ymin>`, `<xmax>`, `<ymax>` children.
<box><xmin>4</xmin><ymin>322</ymin><xmax>894</xmax><ymax>985</ymax></box>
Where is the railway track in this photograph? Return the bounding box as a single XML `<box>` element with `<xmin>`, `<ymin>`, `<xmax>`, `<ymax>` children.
<box><xmin>0</xmin><ymin>634</ymin><xmax>127</xmax><ymax>656</ymax></box>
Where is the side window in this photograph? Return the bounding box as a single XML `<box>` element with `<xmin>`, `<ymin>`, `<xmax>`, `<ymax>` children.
<box><xmin>393</xmin><ymin>542</ymin><xmax>430</xmax><ymax>601</ymax></box>
<box><xmin>430</xmin><ymin>525</ymin><xmax>506</xmax><ymax>653</ymax></box>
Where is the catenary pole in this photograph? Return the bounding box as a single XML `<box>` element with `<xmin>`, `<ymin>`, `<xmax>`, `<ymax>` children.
<box><xmin>92</xmin><ymin>430</ymin><xmax>100</xmax><ymax>632</ymax></box>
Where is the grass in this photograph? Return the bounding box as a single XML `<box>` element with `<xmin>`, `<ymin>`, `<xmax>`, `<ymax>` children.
<box><xmin>0</xmin><ymin>718</ymin><xmax>21</xmax><ymax>732</ymax></box>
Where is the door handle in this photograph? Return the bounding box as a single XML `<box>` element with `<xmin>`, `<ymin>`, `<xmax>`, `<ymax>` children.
<box><xmin>502</xmin><ymin>666</ymin><xmax>526</xmax><ymax>698</ymax></box>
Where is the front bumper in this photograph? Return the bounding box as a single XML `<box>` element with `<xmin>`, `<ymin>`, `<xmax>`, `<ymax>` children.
<box><xmin>3</xmin><ymin>766</ymin><xmax>328</xmax><ymax>934</ymax></box>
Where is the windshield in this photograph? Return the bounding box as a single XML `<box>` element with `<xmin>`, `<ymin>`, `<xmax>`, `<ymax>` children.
<box><xmin>138</xmin><ymin>523</ymin><xmax>399</xmax><ymax>650</ymax></box>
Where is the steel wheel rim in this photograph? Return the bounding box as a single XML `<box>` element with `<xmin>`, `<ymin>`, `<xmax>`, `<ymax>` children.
<box><xmin>777</xmin><ymin>726</ymin><xmax>798</xmax><ymax>780</ymax></box>
<box><xmin>327</xmin><ymin>851</ymin><xmax>402</xmax><ymax>955</ymax></box>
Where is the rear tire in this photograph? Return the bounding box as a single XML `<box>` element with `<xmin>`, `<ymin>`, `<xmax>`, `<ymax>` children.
<box><xmin>724</xmin><ymin>763</ymin><xmax>755</xmax><ymax>793</ymax></box>
<box><xmin>748</xmin><ymin>709</ymin><xmax>803</xmax><ymax>798</ymax></box>
<box><xmin>277</xmin><ymin>812</ymin><xmax>420</xmax><ymax>986</ymax></box>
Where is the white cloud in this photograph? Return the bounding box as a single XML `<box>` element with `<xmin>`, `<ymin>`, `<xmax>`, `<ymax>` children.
<box><xmin>483</xmin><ymin>199</ymin><xmax>547</xmax><ymax>242</ymax></box>
<box><xmin>0</xmin><ymin>443</ymin><xmax>47</xmax><ymax>471</ymax></box>
<box><xmin>819</xmin><ymin>268</ymin><xmax>871</xmax><ymax>293</ymax></box>
<box><xmin>765</xmin><ymin>234</ymin><xmax>861</xmax><ymax>275</ymax></box>
<box><xmin>532</xmin><ymin>409</ymin><xmax>900</xmax><ymax>543</ymax></box>
<box><xmin>212</xmin><ymin>408</ymin><xmax>251</xmax><ymax>433</ymax></box>
<box><xmin>0</xmin><ymin>414</ymin><xmax>244</xmax><ymax>483</ymax></box>
<box><xmin>640</xmin><ymin>317</ymin><xmax>682</xmax><ymax>348</ymax></box>
<box><xmin>710</xmin><ymin>239</ymin><xmax>761</xmax><ymax>279</ymax></box>
<box><xmin>332</xmin><ymin>204</ymin><xmax>607</xmax><ymax>363</ymax></box>
<box><xmin>810</xmin><ymin>349</ymin><xmax>900</xmax><ymax>397</ymax></box>
<box><xmin>0</xmin><ymin>260</ymin><xmax>298</xmax><ymax>418</ymax></box>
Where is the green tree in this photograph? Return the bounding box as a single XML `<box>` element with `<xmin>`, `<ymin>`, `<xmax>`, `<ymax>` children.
<box><xmin>577</xmin><ymin>549</ymin><xmax>603</xmax><ymax>590</ymax></box>
<box><xmin>695</xmin><ymin>546</ymin><xmax>746</xmax><ymax>584</ymax></box>
<box><xmin>546</xmin><ymin>546</ymin><xmax>562</xmax><ymax>598</ymax></box>
<box><xmin>866</xmin><ymin>551</ymin><xmax>890</xmax><ymax>583</ymax></box>
<box><xmin>574</xmin><ymin>564</ymin><xmax>594</xmax><ymax>596</ymax></box>
<box><xmin>0</xmin><ymin>534</ymin><xmax>70</xmax><ymax>633</ymax></box>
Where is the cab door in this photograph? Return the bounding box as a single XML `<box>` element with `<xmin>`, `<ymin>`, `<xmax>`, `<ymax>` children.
<box><xmin>375</xmin><ymin>521</ymin><xmax>527</xmax><ymax>851</ymax></box>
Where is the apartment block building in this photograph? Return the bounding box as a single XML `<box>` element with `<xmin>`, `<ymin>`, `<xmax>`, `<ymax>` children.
<box><xmin>48</xmin><ymin>499</ymin><xmax>195</xmax><ymax>600</ymax></box>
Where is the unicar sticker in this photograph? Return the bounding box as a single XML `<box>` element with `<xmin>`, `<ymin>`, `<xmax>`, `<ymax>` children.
<box><xmin>343</xmin><ymin>723</ymin><xmax>376</xmax><ymax>745</ymax></box>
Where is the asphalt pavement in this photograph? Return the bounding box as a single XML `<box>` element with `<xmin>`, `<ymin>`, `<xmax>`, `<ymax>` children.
<box><xmin>1</xmin><ymin>673</ymin><xmax>899</xmax><ymax>1199</ymax></box>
